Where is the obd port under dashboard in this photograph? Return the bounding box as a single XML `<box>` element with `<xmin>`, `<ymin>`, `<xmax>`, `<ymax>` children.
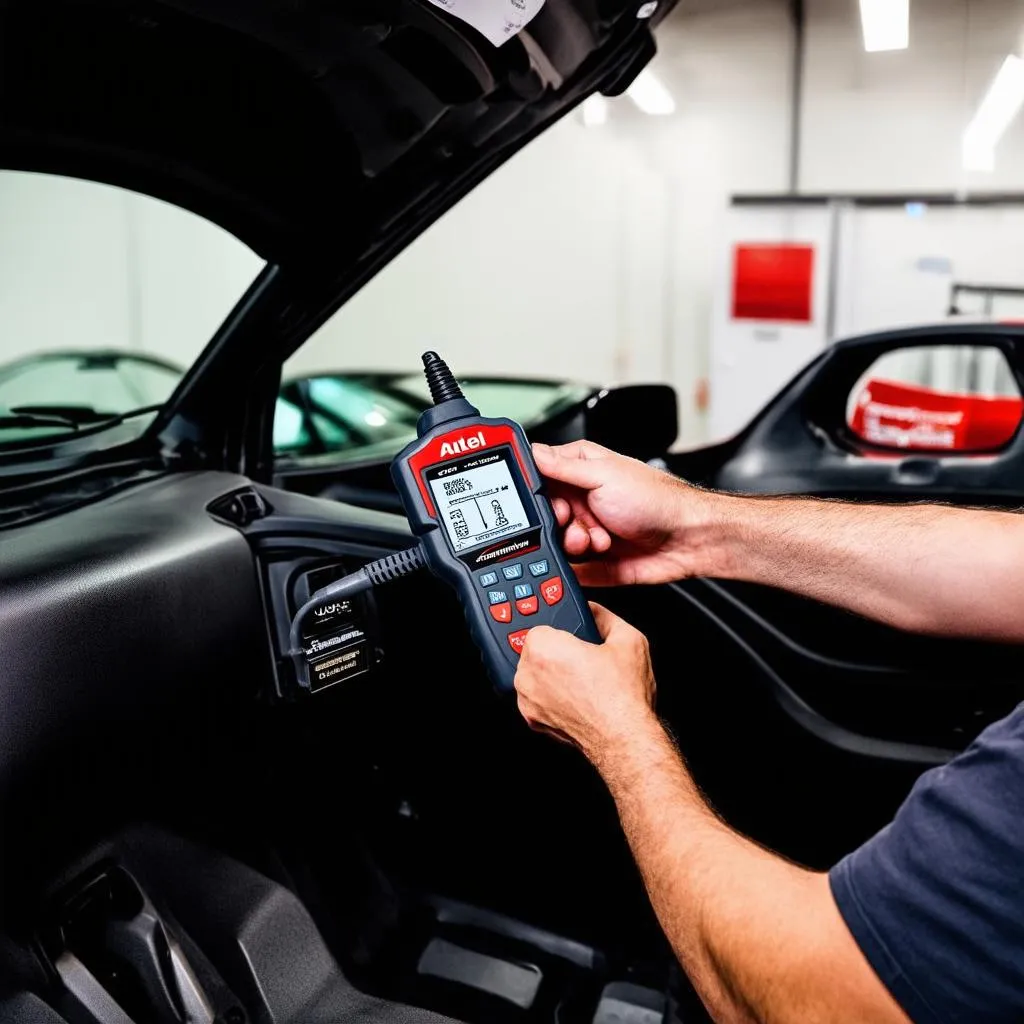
<box><xmin>262</xmin><ymin>553</ymin><xmax>384</xmax><ymax>699</ymax></box>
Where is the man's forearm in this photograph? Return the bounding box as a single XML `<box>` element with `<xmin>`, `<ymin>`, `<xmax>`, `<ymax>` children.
<box><xmin>696</xmin><ymin>492</ymin><xmax>1024</xmax><ymax>642</ymax></box>
<box><xmin>592</xmin><ymin>714</ymin><xmax>908</xmax><ymax>1024</ymax></box>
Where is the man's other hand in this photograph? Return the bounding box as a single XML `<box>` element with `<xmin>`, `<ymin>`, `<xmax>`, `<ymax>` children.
<box><xmin>514</xmin><ymin>602</ymin><xmax>656</xmax><ymax>764</ymax></box>
<box><xmin>532</xmin><ymin>441</ymin><xmax>725</xmax><ymax>587</ymax></box>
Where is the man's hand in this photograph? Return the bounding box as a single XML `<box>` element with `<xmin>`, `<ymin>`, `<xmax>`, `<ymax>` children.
<box><xmin>514</xmin><ymin>602</ymin><xmax>656</xmax><ymax>764</ymax></box>
<box><xmin>532</xmin><ymin>441</ymin><xmax>725</xmax><ymax>587</ymax></box>
<box><xmin>515</xmin><ymin>609</ymin><xmax>910</xmax><ymax>1024</ymax></box>
<box><xmin>536</xmin><ymin>439</ymin><xmax>1024</xmax><ymax>642</ymax></box>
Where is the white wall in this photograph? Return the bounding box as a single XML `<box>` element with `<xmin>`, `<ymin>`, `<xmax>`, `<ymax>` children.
<box><xmin>0</xmin><ymin>171</ymin><xmax>262</xmax><ymax>371</ymax></box>
<box><xmin>130</xmin><ymin>192</ymin><xmax>264</xmax><ymax>365</ymax></box>
<box><xmin>835</xmin><ymin>206</ymin><xmax>1024</xmax><ymax>336</ymax></box>
<box><xmin>709</xmin><ymin>206</ymin><xmax>835</xmax><ymax>439</ymax></box>
<box><xmin>0</xmin><ymin>173</ymin><xmax>134</xmax><ymax>363</ymax></box>
<box><xmin>287</xmin><ymin>122</ymin><xmax>634</xmax><ymax>385</ymax></box>
<box><xmin>647</xmin><ymin>0</ymin><xmax>794</xmax><ymax>441</ymax></box>
<box><xmin>801</xmin><ymin>0</ymin><xmax>1024</xmax><ymax>193</ymax></box>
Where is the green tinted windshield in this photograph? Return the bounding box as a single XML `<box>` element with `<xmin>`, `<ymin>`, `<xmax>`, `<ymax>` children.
<box><xmin>273</xmin><ymin>373</ymin><xmax>590</xmax><ymax>462</ymax></box>
<box><xmin>390</xmin><ymin>376</ymin><xmax>590</xmax><ymax>426</ymax></box>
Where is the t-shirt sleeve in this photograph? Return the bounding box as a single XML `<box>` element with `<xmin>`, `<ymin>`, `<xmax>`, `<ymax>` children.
<box><xmin>829</xmin><ymin>703</ymin><xmax>1024</xmax><ymax>1024</ymax></box>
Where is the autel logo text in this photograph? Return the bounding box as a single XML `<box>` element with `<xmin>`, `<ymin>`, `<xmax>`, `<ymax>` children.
<box><xmin>439</xmin><ymin>431</ymin><xmax>486</xmax><ymax>458</ymax></box>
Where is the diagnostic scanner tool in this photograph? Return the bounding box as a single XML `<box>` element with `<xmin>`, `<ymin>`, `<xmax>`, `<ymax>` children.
<box><xmin>391</xmin><ymin>352</ymin><xmax>601</xmax><ymax>691</ymax></box>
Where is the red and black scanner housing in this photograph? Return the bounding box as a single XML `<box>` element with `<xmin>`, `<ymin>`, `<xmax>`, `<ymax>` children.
<box><xmin>391</xmin><ymin>354</ymin><xmax>600</xmax><ymax>692</ymax></box>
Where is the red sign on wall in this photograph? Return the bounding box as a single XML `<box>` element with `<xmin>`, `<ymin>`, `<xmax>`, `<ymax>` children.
<box><xmin>731</xmin><ymin>243</ymin><xmax>815</xmax><ymax>323</ymax></box>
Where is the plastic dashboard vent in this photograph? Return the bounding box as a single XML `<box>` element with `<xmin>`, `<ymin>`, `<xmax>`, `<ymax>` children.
<box><xmin>207</xmin><ymin>487</ymin><xmax>269</xmax><ymax>527</ymax></box>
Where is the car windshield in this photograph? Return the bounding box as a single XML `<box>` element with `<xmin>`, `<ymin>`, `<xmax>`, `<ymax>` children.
<box><xmin>389</xmin><ymin>376</ymin><xmax>590</xmax><ymax>426</ymax></box>
<box><xmin>273</xmin><ymin>373</ymin><xmax>592</xmax><ymax>462</ymax></box>
<box><xmin>274</xmin><ymin>377</ymin><xmax>428</xmax><ymax>456</ymax></box>
<box><xmin>0</xmin><ymin>170</ymin><xmax>264</xmax><ymax>452</ymax></box>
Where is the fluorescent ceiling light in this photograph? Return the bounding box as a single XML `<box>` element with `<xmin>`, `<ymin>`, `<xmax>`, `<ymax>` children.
<box><xmin>627</xmin><ymin>70</ymin><xmax>675</xmax><ymax>115</ymax></box>
<box><xmin>581</xmin><ymin>95</ymin><xmax>609</xmax><ymax>127</ymax></box>
<box><xmin>963</xmin><ymin>55</ymin><xmax>1024</xmax><ymax>172</ymax></box>
<box><xmin>859</xmin><ymin>0</ymin><xmax>909</xmax><ymax>53</ymax></box>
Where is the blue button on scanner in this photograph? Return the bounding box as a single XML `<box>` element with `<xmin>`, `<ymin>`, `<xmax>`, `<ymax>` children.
<box><xmin>480</xmin><ymin>572</ymin><xmax>498</xmax><ymax>587</ymax></box>
<box><xmin>502</xmin><ymin>564</ymin><xmax>524</xmax><ymax>580</ymax></box>
<box><xmin>513</xmin><ymin>583</ymin><xmax>534</xmax><ymax>600</ymax></box>
<box><xmin>488</xmin><ymin>590</ymin><xmax>508</xmax><ymax>606</ymax></box>
<box><xmin>528</xmin><ymin>560</ymin><xmax>549</xmax><ymax>577</ymax></box>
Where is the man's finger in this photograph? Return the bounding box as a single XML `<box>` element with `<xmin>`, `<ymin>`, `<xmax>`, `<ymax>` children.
<box><xmin>564</xmin><ymin>498</ymin><xmax>612</xmax><ymax>554</ymax></box>
<box><xmin>556</xmin><ymin>490</ymin><xmax>602</xmax><ymax>531</ymax></box>
<box><xmin>572</xmin><ymin>560</ymin><xmax>631</xmax><ymax>588</ymax></box>
<box><xmin>548</xmin><ymin>439</ymin><xmax>612</xmax><ymax>459</ymax></box>
<box><xmin>551</xmin><ymin>496</ymin><xmax>572</xmax><ymax>526</ymax></box>
<box><xmin>564</xmin><ymin>519</ymin><xmax>593</xmax><ymax>556</ymax></box>
<box><xmin>533</xmin><ymin>442</ymin><xmax>609</xmax><ymax>491</ymax></box>
<box><xmin>546</xmin><ymin>485</ymin><xmax>609</xmax><ymax>550</ymax></box>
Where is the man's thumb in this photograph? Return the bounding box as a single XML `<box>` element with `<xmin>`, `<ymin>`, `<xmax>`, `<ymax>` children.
<box><xmin>587</xmin><ymin>601</ymin><xmax>620</xmax><ymax>640</ymax></box>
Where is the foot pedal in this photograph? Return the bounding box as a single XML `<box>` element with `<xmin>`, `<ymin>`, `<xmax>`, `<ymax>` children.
<box><xmin>592</xmin><ymin>981</ymin><xmax>667</xmax><ymax>1024</ymax></box>
<box><xmin>417</xmin><ymin>938</ymin><xmax>542</xmax><ymax>1009</ymax></box>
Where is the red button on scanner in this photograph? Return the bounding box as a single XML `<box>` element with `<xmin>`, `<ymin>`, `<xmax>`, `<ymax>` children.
<box><xmin>508</xmin><ymin>629</ymin><xmax>530</xmax><ymax>655</ymax></box>
<box><xmin>490</xmin><ymin>602</ymin><xmax>513</xmax><ymax>624</ymax></box>
<box><xmin>516</xmin><ymin>596</ymin><xmax>539</xmax><ymax>616</ymax></box>
<box><xmin>540</xmin><ymin>577</ymin><xmax>564</xmax><ymax>606</ymax></box>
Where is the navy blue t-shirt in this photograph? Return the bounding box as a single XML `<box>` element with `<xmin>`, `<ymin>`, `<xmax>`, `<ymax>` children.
<box><xmin>830</xmin><ymin>703</ymin><xmax>1024</xmax><ymax>1023</ymax></box>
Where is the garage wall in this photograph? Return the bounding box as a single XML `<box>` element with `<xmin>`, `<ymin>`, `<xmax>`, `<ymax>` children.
<box><xmin>0</xmin><ymin>171</ymin><xmax>263</xmax><ymax>373</ymax></box>
<box><xmin>701</xmin><ymin>0</ymin><xmax>1024</xmax><ymax>440</ymax></box>
<box><xmin>287</xmin><ymin>121</ymin><xmax>635</xmax><ymax>386</ymax></box>
<box><xmin>801</xmin><ymin>0</ymin><xmax>1024</xmax><ymax>193</ymax></box>
<box><xmin>653</xmin><ymin>0</ymin><xmax>793</xmax><ymax>439</ymax></box>
<box><xmin>130</xmin><ymin>193</ymin><xmax>264</xmax><ymax>366</ymax></box>
<box><xmin>834</xmin><ymin>205</ymin><xmax>1024</xmax><ymax>337</ymax></box>
<box><xmin>0</xmin><ymin>174</ymin><xmax>134</xmax><ymax>365</ymax></box>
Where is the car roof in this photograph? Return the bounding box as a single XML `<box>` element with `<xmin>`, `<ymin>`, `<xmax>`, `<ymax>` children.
<box><xmin>832</xmin><ymin>321</ymin><xmax>1024</xmax><ymax>349</ymax></box>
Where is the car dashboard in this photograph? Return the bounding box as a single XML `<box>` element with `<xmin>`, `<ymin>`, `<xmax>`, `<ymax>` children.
<box><xmin>0</xmin><ymin>471</ymin><xmax>557</xmax><ymax>1024</ymax></box>
<box><xmin>2</xmin><ymin>467</ymin><xmax>1022</xmax><ymax>1023</ymax></box>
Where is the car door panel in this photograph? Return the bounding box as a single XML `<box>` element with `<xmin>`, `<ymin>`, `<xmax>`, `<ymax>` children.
<box><xmin>644</xmin><ymin>326</ymin><xmax>1024</xmax><ymax>868</ymax></box>
<box><xmin>669</xmin><ymin>327</ymin><xmax>1024</xmax><ymax>760</ymax></box>
<box><xmin>600</xmin><ymin>584</ymin><xmax>935</xmax><ymax>871</ymax></box>
<box><xmin>696</xmin><ymin>580</ymin><xmax>1024</xmax><ymax>751</ymax></box>
<box><xmin>694</xmin><ymin>325</ymin><xmax>1024</xmax><ymax>502</ymax></box>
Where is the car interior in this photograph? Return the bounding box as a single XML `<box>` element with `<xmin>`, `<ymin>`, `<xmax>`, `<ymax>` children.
<box><xmin>4</xmin><ymin>2</ymin><xmax>1024</xmax><ymax>1024</ymax></box>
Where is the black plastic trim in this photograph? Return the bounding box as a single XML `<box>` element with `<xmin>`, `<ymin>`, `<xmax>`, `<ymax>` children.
<box><xmin>669</xmin><ymin>582</ymin><xmax>955</xmax><ymax>766</ymax></box>
<box><xmin>732</xmin><ymin>192</ymin><xmax>1024</xmax><ymax>207</ymax></box>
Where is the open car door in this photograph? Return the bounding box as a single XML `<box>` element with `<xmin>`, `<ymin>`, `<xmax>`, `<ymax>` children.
<box><xmin>631</xmin><ymin>324</ymin><xmax>1024</xmax><ymax>871</ymax></box>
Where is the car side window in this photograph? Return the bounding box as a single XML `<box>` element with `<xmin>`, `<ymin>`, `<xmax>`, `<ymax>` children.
<box><xmin>846</xmin><ymin>344</ymin><xmax>1023</xmax><ymax>453</ymax></box>
<box><xmin>272</xmin><ymin>394</ymin><xmax>358</xmax><ymax>456</ymax></box>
